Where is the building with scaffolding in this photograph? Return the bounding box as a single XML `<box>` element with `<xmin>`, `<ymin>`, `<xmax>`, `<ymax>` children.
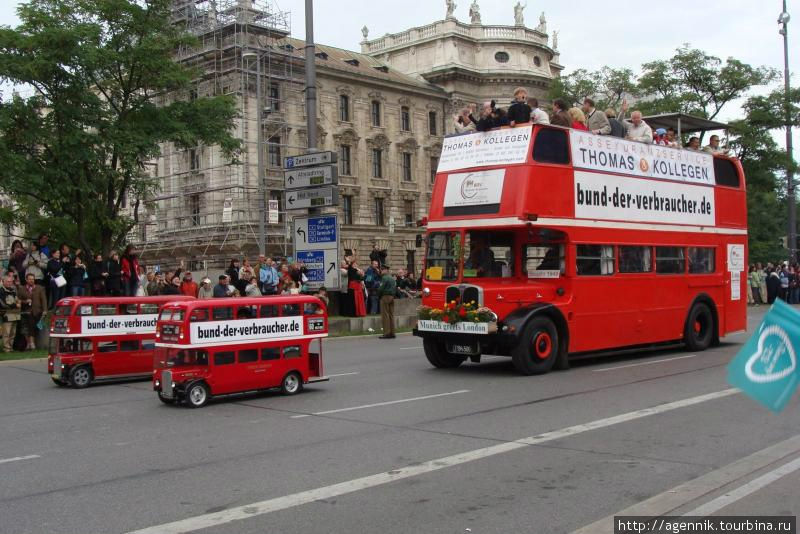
<box><xmin>124</xmin><ymin>0</ymin><xmax>563</xmax><ymax>278</ymax></box>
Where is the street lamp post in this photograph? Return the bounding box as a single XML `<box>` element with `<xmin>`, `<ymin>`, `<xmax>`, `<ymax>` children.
<box><xmin>779</xmin><ymin>2</ymin><xmax>795</xmax><ymax>261</ymax></box>
<box><xmin>243</xmin><ymin>51</ymin><xmax>266</xmax><ymax>256</ymax></box>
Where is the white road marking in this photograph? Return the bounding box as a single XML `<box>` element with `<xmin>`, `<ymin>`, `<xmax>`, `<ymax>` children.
<box><xmin>126</xmin><ymin>388</ymin><xmax>738</xmax><ymax>534</ymax></box>
<box><xmin>326</xmin><ymin>372</ymin><xmax>360</xmax><ymax>378</ymax></box>
<box><xmin>686</xmin><ymin>456</ymin><xmax>800</xmax><ymax>517</ymax></box>
<box><xmin>592</xmin><ymin>354</ymin><xmax>697</xmax><ymax>372</ymax></box>
<box><xmin>398</xmin><ymin>346</ymin><xmax>422</xmax><ymax>350</ymax></box>
<box><xmin>571</xmin><ymin>433</ymin><xmax>800</xmax><ymax>534</ymax></box>
<box><xmin>290</xmin><ymin>390</ymin><xmax>470</xmax><ymax>419</ymax></box>
<box><xmin>0</xmin><ymin>455</ymin><xmax>40</xmax><ymax>465</ymax></box>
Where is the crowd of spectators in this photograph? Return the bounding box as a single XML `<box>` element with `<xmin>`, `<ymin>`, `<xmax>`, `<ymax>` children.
<box><xmin>453</xmin><ymin>89</ymin><xmax>731</xmax><ymax>154</ymax></box>
<box><xmin>748</xmin><ymin>262</ymin><xmax>800</xmax><ymax>305</ymax></box>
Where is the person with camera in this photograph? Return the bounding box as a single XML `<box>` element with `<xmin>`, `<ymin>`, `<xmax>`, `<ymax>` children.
<box><xmin>0</xmin><ymin>273</ymin><xmax>22</xmax><ymax>353</ymax></box>
<box><xmin>17</xmin><ymin>273</ymin><xmax>46</xmax><ymax>350</ymax></box>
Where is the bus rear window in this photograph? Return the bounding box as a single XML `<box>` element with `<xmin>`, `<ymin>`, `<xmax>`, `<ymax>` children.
<box><xmin>425</xmin><ymin>232</ymin><xmax>459</xmax><ymax>282</ymax></box>
<box><xmin>533</xmin><ymin>128</ymin><xmax>570</xmax><ymax>164</ymax></box>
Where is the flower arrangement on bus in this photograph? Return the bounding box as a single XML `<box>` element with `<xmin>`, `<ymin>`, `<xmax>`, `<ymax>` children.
<box><xmin>417</xmin><ymin>301</ymin><xmax>497</xmax><ymax>334</ymax></box>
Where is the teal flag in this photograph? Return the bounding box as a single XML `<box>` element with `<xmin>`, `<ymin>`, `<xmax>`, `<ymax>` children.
<box><xmin>728</xmin><ymin>299</ymin><xmax>800</xmax><ymax>412</ymax></box>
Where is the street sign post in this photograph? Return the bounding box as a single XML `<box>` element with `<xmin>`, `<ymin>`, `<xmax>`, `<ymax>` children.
<box><xmin>286</xmin><ymin>186</ymin><xmax>338</xmax><ymax>210</ymax></box>
<box><xmin>294</xmin><ymin>215</ymin><xmax>339</xmax><ymax>290</ymax></box>
<box><xmin>284</xmin><ymin>151</ymin><xmax>337</xmax><ymax>169</ymax></box>
<box><xmin>284</xmin><ymin>165</ymin><xmax>338</xmax><ymax>190</ymax></box>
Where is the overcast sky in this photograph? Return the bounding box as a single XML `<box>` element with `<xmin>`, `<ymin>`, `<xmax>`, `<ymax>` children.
<box><xmin>1</xmin><ymin>0</ymin><xmax>797</xmax><ymax>124</ymax></box>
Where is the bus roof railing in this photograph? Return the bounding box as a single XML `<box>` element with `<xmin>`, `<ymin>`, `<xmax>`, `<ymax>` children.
<box><xmin>641</xmin><ymin>113</ymin><xmax>729</xmax><ymax>138</ymax></box>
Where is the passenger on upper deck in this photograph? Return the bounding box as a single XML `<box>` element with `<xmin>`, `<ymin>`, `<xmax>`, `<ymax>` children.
<box><xmin>686</xmin><ymin>136</ymin><xmax>701</xmax><ymax>151</ymax></box>
<box><xmin>453</xmin><ymin>105</ymin><xmax>476</xmax><ymax>134</ymax></box>
<box><xmin>703</xmin><ymin>135</ymin><xmax>729</xmax><ymax>155</ymax></box>
<box><xmin>583</xmin><ymin>98</ymin><xmax>611</xmax><ymax>135</ymax></box>
<box><xmin>619</xmin><ymin>100</ymin><xmax>653</xmax><ymax>144</ymax></box>
<box><xmin>567</xmin><ymin>107</ymin><xmax>589</xmax><ymax>131</ymax></box>
<box><xmin>550</xmin><ymin>99</ymin><xmax>571</xmax><ymax>128</ymax></box>
<box><xmin>527</xmin><ymin>98</ymin><xmax>550</xmax><ymax>125</ymax></box>
<box><xmin>507</xmin><ymin>87</ymin><xmax>532</xmax><ymax>126</ymax></box>
<box><xmin>605</xmin><ymin>108</ymin><xmax>625</xmax><ymax>138</ymax></box>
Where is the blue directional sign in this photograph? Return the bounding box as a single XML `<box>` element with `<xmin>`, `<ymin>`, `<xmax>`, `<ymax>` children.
<box><xmin>728</xmin><ymin>299</ymin><xmax>800</xmax><ymax>412</ymax></box>
<box><xmin>295</xmin><ymin>216</ymin><xmax>337</xmax><ymax>249</ymax></box>
<box><xmin>296</xmin><ymin>250</ymin><xmax>325</xmax><ymax>283</ymax></box>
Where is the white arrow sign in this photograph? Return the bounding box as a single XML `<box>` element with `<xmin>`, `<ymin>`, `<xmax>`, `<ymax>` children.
<box><xmin>284</xmin><ymin>165</ymin><xmax>338</xmax><ymax>190</ymax></box>
<box><xmin>286</xmin><ymin>186</ymin><xmax>339</xmax><ymax>210</ymax></box>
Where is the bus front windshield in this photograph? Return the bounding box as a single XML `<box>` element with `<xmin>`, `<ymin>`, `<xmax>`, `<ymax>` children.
<box><xmin>425</xmin><ymin>232</ymin><xmax>459</xmax><ymax>282</ymax></box>
<box><xmin>464</xmin><ymin>231</ymin><xmax>515</xmax><ymax>279</ymax></box>
<box><xmin>50</xmin><ymin>338</ymin><xmax>93</xmax><ymax>354</ymax></box>
<box><xmin>167</xmin><ymin>349</ymin><xmax>208</xmax><ymax>367</ymax></box>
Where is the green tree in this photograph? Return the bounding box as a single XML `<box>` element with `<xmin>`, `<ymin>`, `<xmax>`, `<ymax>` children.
<box><xmin>0</xmin><ymin>0</ymin><xmax>240</xmax><ymax>256</ymax></box>
<box><xmin>637</xmin><ymin>45</ymin><xmax>777</xmax><ymax>122</ymax></box>
<box><xmin>548</xmin><ymin>67</ymin><xmax>637</xmax><ymax>112</ymax></box>
<box><xmin>728</xmin><ymin>88</ymin><xmax>800</xmax><ymax>263</ymax></box>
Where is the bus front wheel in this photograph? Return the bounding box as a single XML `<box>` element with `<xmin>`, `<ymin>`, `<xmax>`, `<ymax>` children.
<box><xmin>512</xmin><ymin>317</ymin><xmax>559</xmax><ymax>375</ymax></box>
<box><xmin>684</xmin><ymin>302</ymin><xmax>714</xmax><ymax>352</ymax></box>
<box><xmin>423</xmin><ymin>338</ymin><xmax>466</xmax><ymax>369</ymax></box>
<box><xmin>185</xmin><ymin>382</ymin><xmax>210</xmax><ymax>408</ymax></box>
<box><xmin>68</xmin><ymin>365</ymin><xmax>93</xmax><ymax>388</ymax></box>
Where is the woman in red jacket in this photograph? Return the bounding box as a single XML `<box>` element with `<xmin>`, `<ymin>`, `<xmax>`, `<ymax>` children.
<box><xmin>120</xmin><ymin>245</ymin><xmax>140</xmax><ymax>297</ymax></box>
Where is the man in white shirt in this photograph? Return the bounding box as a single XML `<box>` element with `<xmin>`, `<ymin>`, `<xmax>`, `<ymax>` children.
<box><xmin>527</xmin><ymin>98</ymin><xmax>550</xmax><ymax>125</ymax></box>
<box><xmin>703</xmin><ymin>135</ymin><xmax>729</xmax><ymax>155</ymax></box>
<box><xmin>621</xmin><ymin>108</ymin><xmax>653</xmax><ymax>144</ymax></box>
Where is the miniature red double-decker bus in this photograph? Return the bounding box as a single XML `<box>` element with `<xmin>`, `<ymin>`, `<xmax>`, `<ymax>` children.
<box><xmin>152</xmin><ymin>295</ymin><xmax>329</xmax><ymax>408</ymax></box>
<box><xmin>48</xmin><ymin>296</ymin><xmax>194</xmax><ymax>387</ymax></box>
<box><xmin>414</xmin><ymin>123</ymin><xmax>747</xmax><ymax>375</ymax></box>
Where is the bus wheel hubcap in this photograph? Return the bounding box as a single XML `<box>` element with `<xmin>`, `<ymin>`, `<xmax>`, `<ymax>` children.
<box><xmin>190</xmin><ymin>387</ymin><xmax>205</xmax><ymax>404</ymax></box>
<box><xmin>533</xmin><ymin>333</ymin><xmax>552</xmax><ymax>360</ymax></box>
<box><xmin>285</xmin><ymin>375</ymin><xmax>298</xmax><ymax>392</ymax></box>
<box><xmin>74</xmin><ymin>369</ymin><xmax>89</xmax><ymax>385</ymax></box>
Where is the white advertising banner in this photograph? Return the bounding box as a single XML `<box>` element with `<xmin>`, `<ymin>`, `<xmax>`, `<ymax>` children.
<box><xmin>569</xmin><ymin>130</ymin><xmax>715</xmax><ymax>185</ymax></box>
<box><xmin>417</xmin><ymin>320</ymin><xmax>490</xmax><ymax>334</ymax></box>
<box><xmin>444</xmin><ymin>169</ymin><xmax>505</xmax><ymax>208</ymax></box>
<box><xmin>81</xmin><ymin>314</ymin><xmax>158</xmax><ymax>336</ymax></box>
<box><xmin>574</xmin><ymin>170</ymin><xmax>715</xmax><ymax>226</ymax></box>
<box><xmin>189</xmin><ymin>317</ymin><xmax>304</xmax><ymax>345</ymax></box>
<box><xmin>438</xmin><ymin>126</ymin><xmax>532</xmax><ymax>172</ymax></box>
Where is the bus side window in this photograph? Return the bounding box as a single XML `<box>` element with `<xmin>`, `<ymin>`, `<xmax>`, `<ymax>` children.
<box><xmin>533</xmin><ymin>128</ymin><xmax>570</xmax><ymax>164</ymax></box>
<box><xmin>688</xmin><ymin>247</ymin><xmax>715</xmax><ymax>274</ymax></box>
<box><xmin>213</xmin><ymin>351</ymin><xmax>235</xmax><ymax>365</ymax></box>
<box><xmin>714</xmin><ymin>159</ymin><xmax>740</xmax><ymax>188</ymax></box>
<box><xmin>261</xmin><ymin>347</ymin><xmax>280</xmax><ymax>361</ymax></box>
<box><xmin>142</xmin><ymin>340</ymin><xmax>155</xmax><ymax>350</ymax></box>
<box><xmin>576</xmin><ymin>245</ymin><xmax>615</xmax><ymax>276</ymax></box>
<box><xmin>123</xmin><ymin>304</ymin><xmax>138</xmax><ymax>315</ymax></box>
<box><xmin>120</xmin><ymin>340</ymin><xmax>140</xmax><ymax>351</ymax></box>
<box><xmin>80</xmin><ymin>340</ymin><xmax>92</xmax><ymax>352</ymax></box>
<box><xmin>260</xmin><ymin>305</ymin><xmax>279</xmax><ymax>318</ymax></box>
<box><xmin>96</xmin><ymin>304</ymin><xmax>117</xmax><ymax>316</ymax></box>
<box><xmin>283</xmin><ymin>345</ymin><xmax>301</xmax><ymax>359</ymax></box>
<box><xmin>238</xmin><ymin>349</ymin><xmax>258</xmax><ymax>363</ymax></box>
<box><xmin>78</xmin><ymin>305</ymin><xmax>93</xmax><ymax>316</ymax></box>
<box><xmin>282</xmin><ymin>304</ymin><xmax>301</xmax><ymax>316</ymax></box>
<box><xmin>140</xmin><ymin>304</ymin><xmax>159</xmax><ymax>315</ymax></box>
<box><xmin>655</xmin><ymin>247</ymin><xmax>686</xmax><ymax>274</ymax></box>
<box><xmin>212</xmin><ymin>307</ymin><xmax>233</xmax><ymax>321</ymax></box>
<box><xmin>236</xmin><ymin>306</ymin><xmax>257</xmax><ymax>319</ymax></box>
<box><xmin>98</xmin><ymin>341</ymin><xmax>118</xmax><ymax>353</ymax></box>
<box><xmin>190</xmin><ymin>309</ymin><xmax>209</xmax><ymax>322</ymax></box>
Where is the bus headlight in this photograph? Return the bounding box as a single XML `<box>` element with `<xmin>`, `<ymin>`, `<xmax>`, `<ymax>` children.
<box><xmin>422</xmin><ymin>287</ymin><xmax>431</xmax><ymax>297</ymax></box>
<box><xmin>154</xmin><ymin>380</ymin><xmax>160</xmax><ymax>387</ymax></box>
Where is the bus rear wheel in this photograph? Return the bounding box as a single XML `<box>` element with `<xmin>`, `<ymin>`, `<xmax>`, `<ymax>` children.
<box><xmin>68</xmin><ymin>365</ymin><xmax>93</xmax><ymax>389</ymax></box>
<box><xmin>684</xmin><ymin>302</ymin><xmax>714</xmax><ymax>352</ymax></box>
<box><xmin>512</xmin><ymin>317</ymin><xmax>559</xmax><ymax>375</ymax></box>
<box><xmin>280</xmin><ymin>372</ymin><xmax>303</xmax><ymax>395</ymax></box>
<box><xmin>423</xmin><ymin>338</ymin><xmax>466</xmax><ymax>369</ymax></box>
<box><xmin>184</xmin><ymin>382</ymin><xmax>210</xmax><ymax>408</ymax></box>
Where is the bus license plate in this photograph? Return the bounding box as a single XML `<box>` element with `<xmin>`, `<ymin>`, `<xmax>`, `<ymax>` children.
<box><xmin>447</xmin><ymin>342</ymin><xmax>479</xmax><ymax>356</ymax></box>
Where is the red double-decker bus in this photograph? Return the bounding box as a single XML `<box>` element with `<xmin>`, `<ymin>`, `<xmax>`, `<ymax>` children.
<box><xmin>414</xmin><ymin>124</ymin><xmax>747</xmax><ymax>375</ymax></box>
<box><xmin>48</xmin><ymin>296</ymin><xmax>194</xmax><ymax>387</ymax></box>
<box><xmin>152</xmin><ymin>295</ymin><xmax>329</xmax><ymax>408</ymax></box>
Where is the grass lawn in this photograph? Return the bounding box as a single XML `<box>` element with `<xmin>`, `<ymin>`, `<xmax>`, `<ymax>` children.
<box><xmin>0</xmin><ymin>349</ymin><xmax>48</xmax><ymax>362</ymax></box>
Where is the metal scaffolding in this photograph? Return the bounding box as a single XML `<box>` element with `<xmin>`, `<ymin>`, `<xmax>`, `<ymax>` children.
<box><xmin>134</xmin><ymin>0</ymin><xmax>306</xmax><ymax>269</ymax></box>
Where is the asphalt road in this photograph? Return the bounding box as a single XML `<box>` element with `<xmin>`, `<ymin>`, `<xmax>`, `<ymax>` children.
<box><xmin>1</xmin><ymin>306</ymin><xmax>799</xmax><ymax>534</ymax></box>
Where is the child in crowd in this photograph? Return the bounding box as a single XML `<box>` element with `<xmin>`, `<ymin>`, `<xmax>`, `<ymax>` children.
<box><xmin>507</xmin><ymin>87</ymin><xmax>532</xmax><ymax>126</ymax></box>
